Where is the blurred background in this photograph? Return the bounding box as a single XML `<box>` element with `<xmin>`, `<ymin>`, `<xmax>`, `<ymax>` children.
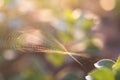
<box><xmin>0</xmin><ymin>0</ymin><xmax>120</xmax><ymax>80</ymax></box>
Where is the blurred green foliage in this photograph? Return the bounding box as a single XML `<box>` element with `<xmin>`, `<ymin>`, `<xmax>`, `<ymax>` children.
<box><xmin>46</xmin><ymin>53</ymin><xmax>64</xmax><ymax>67</ymax></box>
<box><xmin>0</xmin><ymin>0</ymin><xmax>120</xmax><ymax>80</ymax></box>
<box><xmin>0</xmin><ymin>0</ymin><xmax>100</xmax><ymax>79</ymax></box>
<box><xmin>86</xmin><ymin>57</ymin><xmax>120</xmax><ymax>80</ymax></box>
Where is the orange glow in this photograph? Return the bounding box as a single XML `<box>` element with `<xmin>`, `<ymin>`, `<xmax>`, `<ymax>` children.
<box><xmin>99</xmin><ymin>0</ymin><xmax>116</xmax><ymax>11</ymax></box>
<box><xmin>17</xmin><ymin>0</ymin><xmax>36</xmax><ymax>13</ymax></box>
<box><xmin>0</xmin><ymin>0</ymin><xmax>4</xmax><ymax>8</ymax></box>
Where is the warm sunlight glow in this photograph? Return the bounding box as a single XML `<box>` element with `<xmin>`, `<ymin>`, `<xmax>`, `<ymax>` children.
<box><xmin>72</xmin><ymin>9</ymin><xmax>82</xmax><ymax>19</ymax></box>
<box><xmin>34</xmin><ymin>9</ymin><xmax>54</xmax><ymax>22</ymax></box>
<box><xmin>16</xmin><ymin>0</ymin><xmax>36</xmax><ymax>13</ymax></box>
<box><xmin>99</xmin><ymin>0</ymin><xmax>116</xmax><ymax>11</ymax></box>
<box><xmin>0</xmin><ymin>0</ymin><xmax>4</xmax><ymax>8</ymax></box>
<box><xmin>92</xmin><ymin>38</ymin><xmax>103</xmax><ymax>48</ymax></box>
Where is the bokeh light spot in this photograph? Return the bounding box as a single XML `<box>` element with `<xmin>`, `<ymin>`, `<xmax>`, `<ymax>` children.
<box><xmin>99</xmin><ymin>0</ymin><xmax>116</xmax><ymax>11</ymax></box>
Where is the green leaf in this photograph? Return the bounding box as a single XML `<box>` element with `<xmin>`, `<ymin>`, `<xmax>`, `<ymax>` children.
<box><xmin>94</xmin><ymin>59</ymin><xmax>115</xmax><ymax>69</ymax></box>
<box><xmin>113</xmin><ymin>57</ymin><xmax>120</xmax><ymax>70</ymax></box>
<box><xmin>58</xmin><ymin>31</ymin><xmax>73</xmax><ymax>43</ymax></box>
<box><xmin>87</xmin><ymin>68</ymin><xmax>115</xmax><ymax>80</ymax></box>
<box><xmin>86</xmin><ymin>40</ymin><xmax>99</xmax><ymax>55</ymax></box>
<box><xmin>63</xmin><ymin>9</ymin><xmax>77</xmax><ymax>27</ymax></box>
<box><xmin>81</xmin><ymin>19</ymin><xmax>94</xmax><ymax>31</ymax></box>
<box><xmin>46</xmin><ymin>53</ymin><xmax>64</xmax><ymax>67</ymax></box>
<box><xmin>115</xmin><ymin>0</ymin><xmax>120</xmax><ymax>14</ymax></box>
<box><xmin>112</xmin><ymin>57</ymin><xmax>120</xmax><ymax>80</ymax></box>
<box><xmin>61</xmin><ymin>72</ymin><xmax>81</xmax><ymax>80</ymax></box>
